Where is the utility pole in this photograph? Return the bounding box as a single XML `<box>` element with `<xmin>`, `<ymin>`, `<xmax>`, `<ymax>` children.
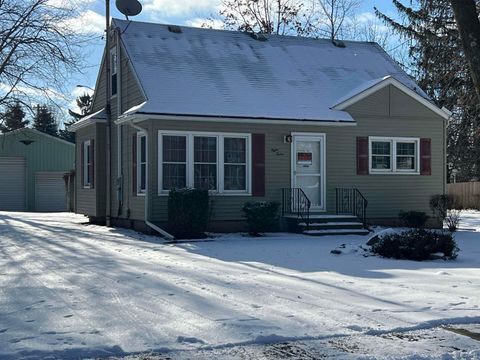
<box><xmin>105</xmin><ymin>0</ymin><xmax>112</xmax><ymax>227</ymax></box>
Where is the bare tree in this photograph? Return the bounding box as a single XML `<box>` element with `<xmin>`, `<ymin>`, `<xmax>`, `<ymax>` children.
<box><xmin>314</xmin><ymin>0</ymin><xmax>361</xmax><ymax>41</ymax></box>
<box><xmin>450</xmin><ymin>0</ymin><xmax>480</xmax><ymax>101</ymax></box>
<box><xmin>214</xmin><ymin>0</ymin><xmax>316</xmax><ymax>36</ymax></box>
<box><xmin>347</xmin><ymin>14</ymin><xmax>392</xmax><ymax>47</ymax></box>
<box><xmin>0</xmin><ymin>0</ymin><xmax>85</xmax><ymax>113</ymax></box>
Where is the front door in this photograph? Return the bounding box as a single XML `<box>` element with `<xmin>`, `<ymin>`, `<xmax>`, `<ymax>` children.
<box><xmin>292</xmin><ymin>134</ymin><xmax>325</xmax><ymax>210</ymax></box>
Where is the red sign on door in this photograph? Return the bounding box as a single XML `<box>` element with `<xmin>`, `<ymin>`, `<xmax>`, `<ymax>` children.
<box><xmin>297</xmin><ymin>152</ymin><xmax>312</xmax><ymax>165</ymax></box>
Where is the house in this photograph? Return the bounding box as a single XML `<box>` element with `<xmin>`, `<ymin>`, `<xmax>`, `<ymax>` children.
<box><xmin>0</xmin><ymin>128</ymin><xmax>75</xmax><ymax>212</ymax></box>
<box><xmin>70</xmin><ymin>19</ymin><xmax>450</xmax><ymax>236</ymax></box>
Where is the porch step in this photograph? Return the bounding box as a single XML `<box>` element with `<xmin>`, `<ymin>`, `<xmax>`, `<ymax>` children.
<box><xmin>298</xmin><ymin>221</ymin><xmax>365</xmax><ymax>230</ymax></box>
<box><xmin>303</xmin><ymin>228</ymin><xmax>370</xmax><ymax>236</ymax></box>
<box><xmin>285</xmin><ymin>214</ymin><xmax>359</xmax><ymax>223</ymax></box>
<box><xmin>284</xmin><ymin>213</ymin><xmax>369</xmax><ymax>236</ymax></box>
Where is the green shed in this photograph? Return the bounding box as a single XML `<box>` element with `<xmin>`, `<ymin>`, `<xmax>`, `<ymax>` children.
<box><xmin>0</xmin><ymin>128</ymin><xmax>75</xmax><ymax>212</ymax></box>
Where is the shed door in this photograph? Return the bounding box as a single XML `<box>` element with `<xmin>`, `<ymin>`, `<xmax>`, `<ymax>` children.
<box><xmin>0</xmin><ymin>157</ymin><xmax>26</xmax><ymax>211</ymax></box>
<box><xmin>35</xmin><ymin>172</ymin><xmax>67</xmax><ymax>212</ymax></box>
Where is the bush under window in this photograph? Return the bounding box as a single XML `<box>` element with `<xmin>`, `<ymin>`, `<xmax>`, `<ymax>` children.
<box><xmin>371</xmin><ymin>229</ymin><xmax>458</xmax><ymax>261</ymax></box>
<box><xmin>167</xmin><ymin>188</ymin><xmax>210</xmax><ymax>239</ymax></box>
<box><xmin>242</xmin><ymin>201</ymin><xmax>279</xmax><ymax>236</ymax></box>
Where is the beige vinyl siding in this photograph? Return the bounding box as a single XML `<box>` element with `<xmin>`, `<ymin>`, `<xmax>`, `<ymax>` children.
<box><xmin>120</xmin><ymin>46</ymin><xmax>145</xmax><ymax>114</ymax></box>
<box><xmin>110</xmin><ymin>42</ymin><xmax>147</xmax><ymax>221</ymax></box>
<box><xmin>85</xmin><ymin>29</ymin><xmax>146</xmax><ymax>221</ymax></box>
<box><xmin>76</xmin><ymin>125</ymin><xmax>97</xmax><ymax>216</ymax></box>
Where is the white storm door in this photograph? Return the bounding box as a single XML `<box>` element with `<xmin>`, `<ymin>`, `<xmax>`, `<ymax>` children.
<box><xmin>292</xmin><ymin>135</ymin><xmax>326</xmax><ymax>210</ymax></box>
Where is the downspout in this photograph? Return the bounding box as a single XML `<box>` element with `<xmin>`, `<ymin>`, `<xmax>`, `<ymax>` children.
<box><xmin>127</xmin><ymin>120</ymin><xmax>174</xmax><ymax>240</ymax></box>
<box><xmin>116</xmin><ymin>29</ymin><xmax>123</xmax><ymax>215</ymax></box>
<box><xmin>105</xmin><ymin>3</ymin><xmax>112</xmax><ymax>227</ymax></box>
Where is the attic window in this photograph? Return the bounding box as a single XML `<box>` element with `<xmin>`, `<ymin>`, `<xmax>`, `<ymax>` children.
<box><xmin>110</xmin><ymin>46</ymin><xmax>118</xmax><ymax>96</ymax></box>
<box><xmin>168</xmin><ymin>25</ymin><xmax>182</xmax><ymax>34</ymax></box>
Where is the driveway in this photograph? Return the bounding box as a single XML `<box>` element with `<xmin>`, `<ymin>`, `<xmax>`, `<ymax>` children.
<box><xmin>0</xmin><ymin>212</ymin><xmax>479</xmax><ymax>359</ymax></box>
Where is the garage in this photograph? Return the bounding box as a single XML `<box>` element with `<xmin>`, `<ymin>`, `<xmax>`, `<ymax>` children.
<box><xmin>35</xmin><ymin>172</ymin><xmax>67</xmax><ymax>212</ymax></box>
<box><xmin>0</xmin><ymin>157</ymin><xmax>26</xmax><ymax>211</ymax></box>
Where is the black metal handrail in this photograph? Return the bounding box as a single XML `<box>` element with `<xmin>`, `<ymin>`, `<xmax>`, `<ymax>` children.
<box><xmin>335</xmin><ymin>188</ymin><xmax>368</xmax><ymax>228</ymax></box>
<box><xmin>282</xmin><ymin>188</ymin><xmax>311</xmax><ymax>230</ymax></box>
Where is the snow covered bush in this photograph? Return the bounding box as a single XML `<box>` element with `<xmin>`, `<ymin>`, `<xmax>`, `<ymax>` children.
<box><xmin>399</xmin><ymin>210</ymin><xmax>428</xmax><ymax>228</ymax></box>
<box><xmin>167</xmin><ymin>188</ymin><xmax>210</xmax><ymax>239</ymax></box>
<box><xmin>371</xmin><ymin>229</ymin><xmax>458</xmax><ymax>261</ymax></box>
<box><xmin>242</xmin><ymin>201</ymin><xmax>279</xmax><ymax>236</ymax></box>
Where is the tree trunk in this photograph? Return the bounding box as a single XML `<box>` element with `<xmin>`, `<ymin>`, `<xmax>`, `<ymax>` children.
<box><xmin>450</xmin><ymin>0</ymin><xmax>480</xmax><ymax>102</ymax></box>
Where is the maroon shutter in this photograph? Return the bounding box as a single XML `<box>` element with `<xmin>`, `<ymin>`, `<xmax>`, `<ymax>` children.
<box><xmin>252</xmin><ymin>133</ymin><xmax>265</xmax><ymax>197</ymax></box>
<box><xmin>420</xmin><ymin>138</ymin><xmax>432</xmax><ymax>175</ymax></box>
<box><xmin>132</xmin><ymin>134</ymin><xmax>137</xmax><ymax>195</ymax></box>
<box><xmin>80</xmin><ymin>141</ymin><xmax>85</xmax><ymax>187</ymax></box>
<box><xmin>90</xmin><ymin>139</ymin><xmax>95</xmax><ymax>188</ymax></box>
<box><xmin>357</xmin><ymin>137</ymin><xmax>369</xmax><ymax>175</ymax></box>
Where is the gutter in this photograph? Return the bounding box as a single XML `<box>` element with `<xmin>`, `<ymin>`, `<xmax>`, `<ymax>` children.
<box><xmin>116</xmin><ymin>112</ymin><xmax>357</xmax><ymax>127</ymax></box>
<box><xmin>126</xmin><ymin>120</ymin><xmax>174</xmax><ymax>240</ymax></box>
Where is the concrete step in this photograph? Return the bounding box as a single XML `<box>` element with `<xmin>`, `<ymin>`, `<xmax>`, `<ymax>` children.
<box><xmin>298</xmin><ymin>221</ymin><xmax>365</xmax><ymax>230</ymax></box>
<box><xmin>285</xmin><ymin>214</ymin><xmax>359</xmax><ymax>223</ymax></box>
<box><xmin>302</xmin><ymin>228</ymin><xmax>370</xmax><ymax>236</ymax></box>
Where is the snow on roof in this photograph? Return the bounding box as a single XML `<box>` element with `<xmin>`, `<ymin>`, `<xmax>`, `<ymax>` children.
<box><xmin>68</xmin><ymin>108</ymin><xmax>106</xmax><ymax>132</ymax></box>
<box><xmin>114</xmin><ymin>19</ymin><xmax>429</xmax><ymax>123</ymax></box>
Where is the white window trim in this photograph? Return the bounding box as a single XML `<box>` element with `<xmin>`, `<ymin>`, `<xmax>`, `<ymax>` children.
<box><xmin>83</xmin><ymin>140</ymin><xmax>92</xmax><ymax>189</ymax></box>
<box><xmin>158</xmin><ymin>130</ymin><xmax>252</xmax><ymax>196</ymax></box>
<box><xmin>136</xmin><ymin>132</ymin><xmax>147</xmax><ymax>196</ymax></box>
<box><xmin>369</xmin><ymin>136</ymin><xmax>420</xmax><ymax>175</ymax></box>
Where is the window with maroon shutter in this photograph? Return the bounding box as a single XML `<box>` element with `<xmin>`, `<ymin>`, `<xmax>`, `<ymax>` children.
<box><xmin>369</xmin><ymin>137</ymin><xmax>421</xmax><ymax>174</ymax></box>
<box><xmin>357</xmin><ymin>137</ymin><xmax>369</xmax><ymax>175</ymax></box>
<box><xmin>420</xmin><ymin>138</ymin><xmax>432</xmax><ymax>175</ymax></box>
<box><xmin>132</xmin><ymin>133</ymin><xmax>137</xmax><ymax>195</ymax></box>
<box><xmin>252</xmin><ymin>133</ymin><xmax>265</xmax><ymax>196</ymax></box>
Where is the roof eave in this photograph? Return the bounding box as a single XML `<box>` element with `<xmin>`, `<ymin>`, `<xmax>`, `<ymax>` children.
<box><xmin>68</xmin><ymin>109</ymin><xmax>107</xmax><ymax>132</ymax></box>
<box><xmin>116</xmin><ymin>111</ymin><xmax>357</xmax><ymax>126</ymax></box>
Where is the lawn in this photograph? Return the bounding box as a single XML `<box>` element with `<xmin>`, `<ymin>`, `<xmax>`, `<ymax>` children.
<box><xmin>0</xmin><ymin>211</ymin><xmax>479</xmax><ymax>359</ymax></box>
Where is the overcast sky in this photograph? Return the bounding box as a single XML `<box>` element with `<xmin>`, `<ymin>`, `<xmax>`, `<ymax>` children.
<box><xmin>67</xmin><ymin>0</ymin><xmax>397</xmax><ymax>122</ymax></box>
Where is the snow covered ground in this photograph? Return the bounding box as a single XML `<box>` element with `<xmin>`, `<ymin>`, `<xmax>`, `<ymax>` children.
<box><xmin>0</xmin><ymin>211</ymin><xmax>479</xmax><ymax>359</ymax></box>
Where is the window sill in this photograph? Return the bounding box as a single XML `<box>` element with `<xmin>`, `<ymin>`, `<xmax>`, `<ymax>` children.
<box><xmin>136</xmin><ymin>192</ymin><xmax>146</xmax><ymax>197</ymax></box>
<box><xmin>83</xmin><ymin>185</ymin><xmax>92</xmax><ymax>189</ymax></box>
<box><xmin>369</xmin><ymin>171</ymin><xmax>420</xmax><ymax>175</ymax></box>
<box><xmin>157</xmin><ymin>191</ymin><xmax>251</xmax><ymax>197</ymax></box>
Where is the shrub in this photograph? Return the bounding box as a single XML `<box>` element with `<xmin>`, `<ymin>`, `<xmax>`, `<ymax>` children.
<box><xmin>399</xmin><ymin>210</ymin><xmax>428</xmax><ymax>228</ymax></box>
<box><xmin>430</xmin><ymin>194</ymin><xmax>454</xmax><ymax>221</ymax></box>
<box><xmin>242</xmin><ymin>201</ymin><xmax>279</xmax><ymax>236</ymax></box>
<box><xmin>371</xmin><ymin>229</ymin><xmax>458</xmax><ymax>261</ymax></box>
<box><xmin>167</xmin><ymin>188</ymin><xmax>210</xmax><ymax>239</ymax></box>
<box><xmin>445</xmin><ymin>209</ymin><xmax>462</xmax><ymax>232</ymax></box>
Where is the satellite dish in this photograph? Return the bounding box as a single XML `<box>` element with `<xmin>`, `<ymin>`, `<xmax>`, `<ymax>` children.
<box><xmin>116</xmin><ymin>0</ymin><xmax>142</xmax><ymax>17</ymax></box>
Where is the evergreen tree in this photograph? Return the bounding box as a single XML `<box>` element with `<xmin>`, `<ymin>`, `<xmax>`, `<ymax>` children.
<box><xmin>0</xmin><ymin>102</ymin><xmax>28</xmax><ymax>133</ymax></box>
<box><xmin>375</xmin><ymin>0</ymin><xmax>480</xmax><ymax>182</ymax></box>
<box><xmin>59</xmin><ymin>93</ymin><xmax>92</xmax><ymax>143</ymax></box>
<box><xmin>33</xmin><ymin>105</ymin><xmax>58</xmax><ymax>136</ymax></box>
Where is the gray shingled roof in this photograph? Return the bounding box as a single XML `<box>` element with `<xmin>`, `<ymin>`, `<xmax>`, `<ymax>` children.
<box><xmin>114</xmin><ymin>18</ymin><xmax>427</xmax><ymax>123</ymax></box>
